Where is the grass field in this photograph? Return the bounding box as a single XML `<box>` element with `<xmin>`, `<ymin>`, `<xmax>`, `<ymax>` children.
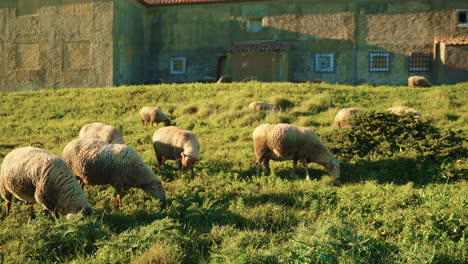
<box><xmin>0</xmin><ymin>82</ymin><xmax>466</xmax><ymax>263</ymax></box>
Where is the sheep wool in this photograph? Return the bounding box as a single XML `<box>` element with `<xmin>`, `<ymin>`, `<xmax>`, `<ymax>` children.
<box><xmin>333</xmin><ymin>107</ymin><xmax>366</xmax><ymax>128</ymax></box>
<box><xmin>388</xmin><ymin>106</ymin><xmax>422</xmax><ymax>119</ymax></box>
<box><xmin>62</xmin><ymin>138</ymin><xmax>166</xmax><ymax>205</ymax></box>
<box><xmin>152</xmin><ymin>126</ymin><xmax>199</xmax><ymax>173</ymax></box>
<box><xmin>140</xmin><ymin>107</ymin><xmax>171</xmax><ymax>128</ymax></box>
<box><xmin>249</xmin><ymin>101</ymin><xmax>276</xmax><ymax>111</ymax></box>
<box><xmin>253</xmin><ymin>123</ymin><xmax>340</xmax><ymax>180</ymax></box>
<box><xmin>0</xmin><ymin>147</ymin><xmax>93</xmax><ymax>218</ymax></box>
<box><xmin>79</xmin><ymin>122</ymin><xmax>125</xmax><ymax>144</ymax></box>
<box><xmin>408</xmin><ymin>76</ymin><xmax>432</xmax><ymax>87</ymax></box>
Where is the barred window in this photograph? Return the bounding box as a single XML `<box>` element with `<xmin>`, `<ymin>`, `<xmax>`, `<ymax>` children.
<box><xmin>170</xmin><ymin>57</ymin><xmax>186</xmax><ymax>74</ymax></box>
<box><xmin>315</xmin><ymin>53</ymin><xmax>334</xmax><ymax>72</ymax></box>
<box><xmin>409</xmin><ymin>53</ymin><xmax>431</xmax><ymax>72</ymax></box>
<box><xmin>369</xmin><ymin>52</ymin><xmax>390</xmax><ymax>72</ymax></box>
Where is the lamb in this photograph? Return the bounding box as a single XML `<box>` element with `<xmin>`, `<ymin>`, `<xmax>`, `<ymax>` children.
<box><xmin>408</xmin><ymin>76</ymin><xmax>432</xmax><ymax>87</ymax></box>
<box><xmin>152</xmin><ymin>126</ymin><xmax>199</xmax><ymax>174</ymax></box>
<box><xmin>388</xmin><ymin>106</ymin><xmax>422</xmax><ymax>119</ymax></box>
<box><xmin>0</xmin><ymin>147</ymin><xmax>93</xmax><ymax>218</ymax></box>
<box><xmin>79</xmin><ymin>122</ymin><xmax>125</xmax><ymax>144</ymax></box>
<box><xmin>62</xmin><ymin>138</ymin><xmax>166</xmax><ymax>206</ymax></box>
<box><xmin>333</xmin><ymin>107</ymin><xmax>366</xmax><ymax>128</ymax></box>
<box><xmin>252</xmin><ymin>123</ymin><xmax>340</xmax><ymax>181</ymax></box>
<box><xmin>249</xmin><ymin>101</ymin><xmax>276</xmax><ymax>112</ymax></box>
<box><xmin>140</xmin><ymin>107</ymin><xmax>171</xmax><ymax>128</ymax></box>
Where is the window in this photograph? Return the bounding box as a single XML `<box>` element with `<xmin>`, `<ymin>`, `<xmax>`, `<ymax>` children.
<box><xmin>247</xmin><ymin>18</ymin><xmax>263</xmax><ymax>32</ymax></box>
<box><xmin>369</xmin><ymin>52</ymin><xmax>390</xmax><ymax>72</ymax></box>
<box><xmin>408</xmin><ymin>53</ymin><xmax>431</xmax><ymax>72</ymax></box>
<box><xmin>170</xmin><ymin>57</ymin><xmax>186</xmax><ymax>74</ymax></box>
<box><xmin>315</xmin><ymin>53</ymin><xmax>334</xmax><ymax>72</ymax></box>
<box><xmin>16</xmin><ymin>0</ymin><xmax>40</xmax><ymax>16</ymax></box>
<box><xmin>457</xmin><ymin>9</ymin><xmax>468</xmax><ymax>28</ymax></box>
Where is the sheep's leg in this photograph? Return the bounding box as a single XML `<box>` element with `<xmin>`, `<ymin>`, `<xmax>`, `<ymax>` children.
<box><xmin>116</xmin><ymin>192</ymin><xmax>123</xmax><ymax>208</ymax></box>
<box><xmin>291</xmin><ymin>159</ymin><xmax>297</xmax><ymax>179</ymax></box>
<box><xmin>302</xmin><ymin>159</ymin><xmax>311</xmax><ymax>181</ymax></box>
<box><xmin>3</xmin><ymin>191</ymin><xmax>12</xmax><ymax>216</ymax></box>
<box><xmin>48</xmin><ymin>209</ymin><xmax>59</xmax><ymax>220</ymax></box>
<box><xmin>256</xmin><ymin>150</ymin><xmax>269</xmax><ymax>176</ymax></box>
<box><xmin>263</xmin><ymin>158</ymin><xmax>271</xmax><ymax>175</ymax></box>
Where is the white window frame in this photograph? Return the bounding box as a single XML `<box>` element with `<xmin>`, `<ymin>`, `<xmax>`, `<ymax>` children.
<box><xmin>457</xmin><ymin>9</ymin><xmax>468</xmax><ymax>28</ymax></box>
<box><xmin>247</xmin><ymin>18</ymin><xmax>263</xmax><ymax>32</ymax></box>
<box><xmin>369</xmin><ymin>52</ymin><xmax>390</xmax><ymax>72</ymax></box>
<box><xmin>170</xmin><ymin>57</ymin><xmax>186</xmax><ymax>74</ymax></box>
<box><xmin>315</xmin><ymin>53</ymin><xmax>334</xmax><ymax>73</ymax></box>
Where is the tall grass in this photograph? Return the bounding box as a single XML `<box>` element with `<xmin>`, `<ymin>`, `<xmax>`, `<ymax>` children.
<box><xmin>0</xmin><ymin>82</ymin><xmax>466</xmax><ymax>263</ymax></box>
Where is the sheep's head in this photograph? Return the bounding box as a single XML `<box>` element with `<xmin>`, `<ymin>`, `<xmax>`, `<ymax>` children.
<box><xmin>142</xmin><ymin>180</ymin><xmax>166</xmax><ymax>201</ymax></box>
<box><xmin>180</xmin><ymin>153</ymin><xmax>198</xmax><ymax>172</ymax></box>
<box><xmin>164</xmin><ymin>119</ymin><xmax>171</xmax><ymax>126</ymax></box>
<box><xmin>65</xmin><ymin>205</ymin><xmax>94</xmax><ymax>219</ymax></box>
<box><xmin>327</xmin><ymin>159</ymin><xmax>340</xmax><ymax>179</ymax></box>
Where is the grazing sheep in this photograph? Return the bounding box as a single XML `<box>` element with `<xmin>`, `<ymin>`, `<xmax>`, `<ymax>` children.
<box><xmin>62</xmin><ymin>138</ymin><xmax>166</xmax><ymax>206</ymax></box>
<box><xmin>388</xmin><ymin>106</ymin><xmax>422</xmax><ymax>119</ymax></box>
<box><xmin>408</xmin><ymin>76</ymin><xmax>432</xmax><ymax>87</ymax></box>
<box><xmin>252</xmin><ymin>123</ymin><xmax>340</xmax><ymax>181</ymax></box>
<box><xmin>249</xmin><ymin>101</ymin><xmax>276</xmax><ymax>112</ymax></box>
<box><xmin>140</xmin><ymin>107</ymin><xmax>171</xmax><ymax>128</ymax></box>
<box><xmin>197</xmin><ymin>76</ymin><xmax>217</xmax><ymax>83</ymax></box>
<box><xmin>152</xmin><ymin>126</ymin><xmax>199</xmax><ymax>175</ymax></box>
<box><xmin>0</xmin><ymin>147</ymin><xmax>93</xmax><ymax>218</ymax></box>
<box><xmin>79</xmin><ymin>122</ymin><xmax>125</xmax><ymax>144</ymax></box>
<box><xmin>333</xmin><ymin>107</ymin><xmax>366</xmax><ymax>128</ymax></box>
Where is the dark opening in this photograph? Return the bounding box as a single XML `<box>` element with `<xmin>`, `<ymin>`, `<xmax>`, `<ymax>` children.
<box><xmin>459</xmin><ymin>12</ymin><xmax>467</xmax><ymax>23</ymax></box>
<box><xmin>217</xmin><ymin>56</ymin><xmax>227</xmax><ymax>79</ymax></box>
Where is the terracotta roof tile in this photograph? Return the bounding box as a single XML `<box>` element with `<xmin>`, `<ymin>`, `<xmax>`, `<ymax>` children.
<box><xmin>137</xmin><ymin>0</ymin><xmax>268</xmax><ymax>6</ymax></box>
<box><xmin>231</xmin><ymin>41</ymin><xmax>291</xmax><ymax>52</ymax></box>
<box><xmin>436</xmin><ymin>38</ymin><xmax>468</xmax><ymax>45</ymax></box>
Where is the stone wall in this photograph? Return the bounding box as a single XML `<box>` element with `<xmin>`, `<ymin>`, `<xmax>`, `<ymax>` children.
<box><xmin>0</xmin><ymin>0</ymin><xmax>113</xmax><ymax>91</ymax></box>
<box><xmin>147</xmin><ymin>0</ymin><xmax>468</xmax><ymax>85</ymax></box>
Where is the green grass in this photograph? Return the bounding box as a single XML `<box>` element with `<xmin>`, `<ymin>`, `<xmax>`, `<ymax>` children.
<box><xmin>0</xmin><ymin>82</ymin><xmax>466</xmax><ymax>263</ymax></box>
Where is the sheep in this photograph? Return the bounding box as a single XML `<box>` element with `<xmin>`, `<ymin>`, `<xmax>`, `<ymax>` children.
<box><xmin>62</xmin><ymin>138</ymin><xmax>166</xmax><ymax>206</ymax></box>
<box><xmin>252</xmin><ymin>123</ymin><xmax>340</xmax><ymax>181</ymax></box>
<box><xmin>249</xmin><ymin>101</ymin><xmax>276</xmax><ymax>112</ymax></box>
<box><xmin>0</xmin><ymin>146</ymin><xmax>93</xmax><ymax>219</ymax></box>
<box><xmin>152</xmin><ymin>126</ymin><xmax>199</xmax><ymax>175</ymax></box>
<box><xmin>333</xmin><ymin>107</ymin><xmax>366</xmax><ymax>128</ymax></box>
<box><xmin>140</xmin><ymin>107</ymin><xmax>171</xmax><ymax>128</ymax></box>
<box><xmin>408</xmin><ymin>76</ymin><xmax>432</xmax><ymax>87</ymax></box>
<box><xmin>388</xmin><ymin>106</ymin><xmax>422</xmax><ymax>119</ymax></box>
<box><xmin>79</xmin><ymin>122</ymin><xmax>125</xmax><ymax>144</ymax></box>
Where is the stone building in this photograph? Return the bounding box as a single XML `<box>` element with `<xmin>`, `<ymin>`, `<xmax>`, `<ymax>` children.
<box><xmin>0</xmin><ymin>0</ymin><xmax>467</xmax><ymax>91</ymax></box>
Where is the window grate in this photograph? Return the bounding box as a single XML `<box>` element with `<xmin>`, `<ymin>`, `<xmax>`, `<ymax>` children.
<box><xmin>315</xmin><ymin>53</ymin><xmax>334</xmax><ymax>72</ymax></box>
<box><xmin>408</xmin><ymin>53</ymin><xmax>431</xmax><ymax>72</ymax></box>
<box><xmin>369</xmin><ymin>52</ymin><xmax>390</xmax><ymax>72</ymax></box>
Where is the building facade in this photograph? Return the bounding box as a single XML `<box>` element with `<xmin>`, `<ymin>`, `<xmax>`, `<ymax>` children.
<box><xmin>0</xmin><ymin>0</ymin><xmax>467</xmax><ymax>91</ymax></box>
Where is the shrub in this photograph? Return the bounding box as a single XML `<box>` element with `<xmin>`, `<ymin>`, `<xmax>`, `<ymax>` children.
<box><xmin>325</xmin><ymin>111</ymin><xmax>466</xmax><ymax>182</ymax></box>
<box><xmin>271</xmin><ymin>96</ymin><xmax>295</xmax><ymax>110</ymax></box>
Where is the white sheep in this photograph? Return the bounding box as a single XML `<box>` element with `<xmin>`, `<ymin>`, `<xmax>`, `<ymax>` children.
<box><xmin>252</xmin><ymin>123</ymin><xmax>340</xmax><ymax>180</ymax></box>
<box><xmin>0</xmin><ymin>147</ymin><xmax>93</xmax><ymax>218</ymax></box>
<box><xmin>79</xmin><ymin>122</ymin><xmax>125</xmax><ymax>144</ymax></box>
<box><xmin>152</xmin><ymin>126</ymin><xmax>199</xmax><ymax>174</ymax></box>
<box><xmin>249</xmin><ymin>101</ymin><xmax>276</xmax><ymax>112</ymax></box>
<box><xmin>62</xmin><ymin>138</ymin><xmax>166</xmax><ymax>206</ymax></box>
<box><xmin>140</xmin><ymin>107</ymin><xmax>171</xmax><ymax>128</ymax></box>
<box><xmin>408</xmin><ymin>76</ymin><xmax>432</xmax><ymax>87</ymax></box>
<box><xmin>333</xmin><ymin>107</ymin><xmax>366</xmax><ymax>128</ymax></box>
<box><xmin>388</xmin><ymin>106</ymin><xmax>422</xmax><ymax>119</ymax></box>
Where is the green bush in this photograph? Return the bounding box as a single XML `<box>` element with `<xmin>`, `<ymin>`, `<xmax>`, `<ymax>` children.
<box><xmin>325</xmin><ymin>111</ymin><xmax>466</xmax><ymax>182</ymax></box>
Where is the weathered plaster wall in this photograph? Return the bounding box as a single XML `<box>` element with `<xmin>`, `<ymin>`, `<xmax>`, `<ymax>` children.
<box><xmin>0</xmin><ymin>0</ymin><xmax>113</xmax><ymax>92</ymax></box>
<box><xmin>148</xmin><ymin>0</ymin><xmax>468</xmax><ymax>85</ymax></box>
<box><xmin>113</xmin><ymin>0</ymin><xmax>153</xmax><ymax>85</ymax></box>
